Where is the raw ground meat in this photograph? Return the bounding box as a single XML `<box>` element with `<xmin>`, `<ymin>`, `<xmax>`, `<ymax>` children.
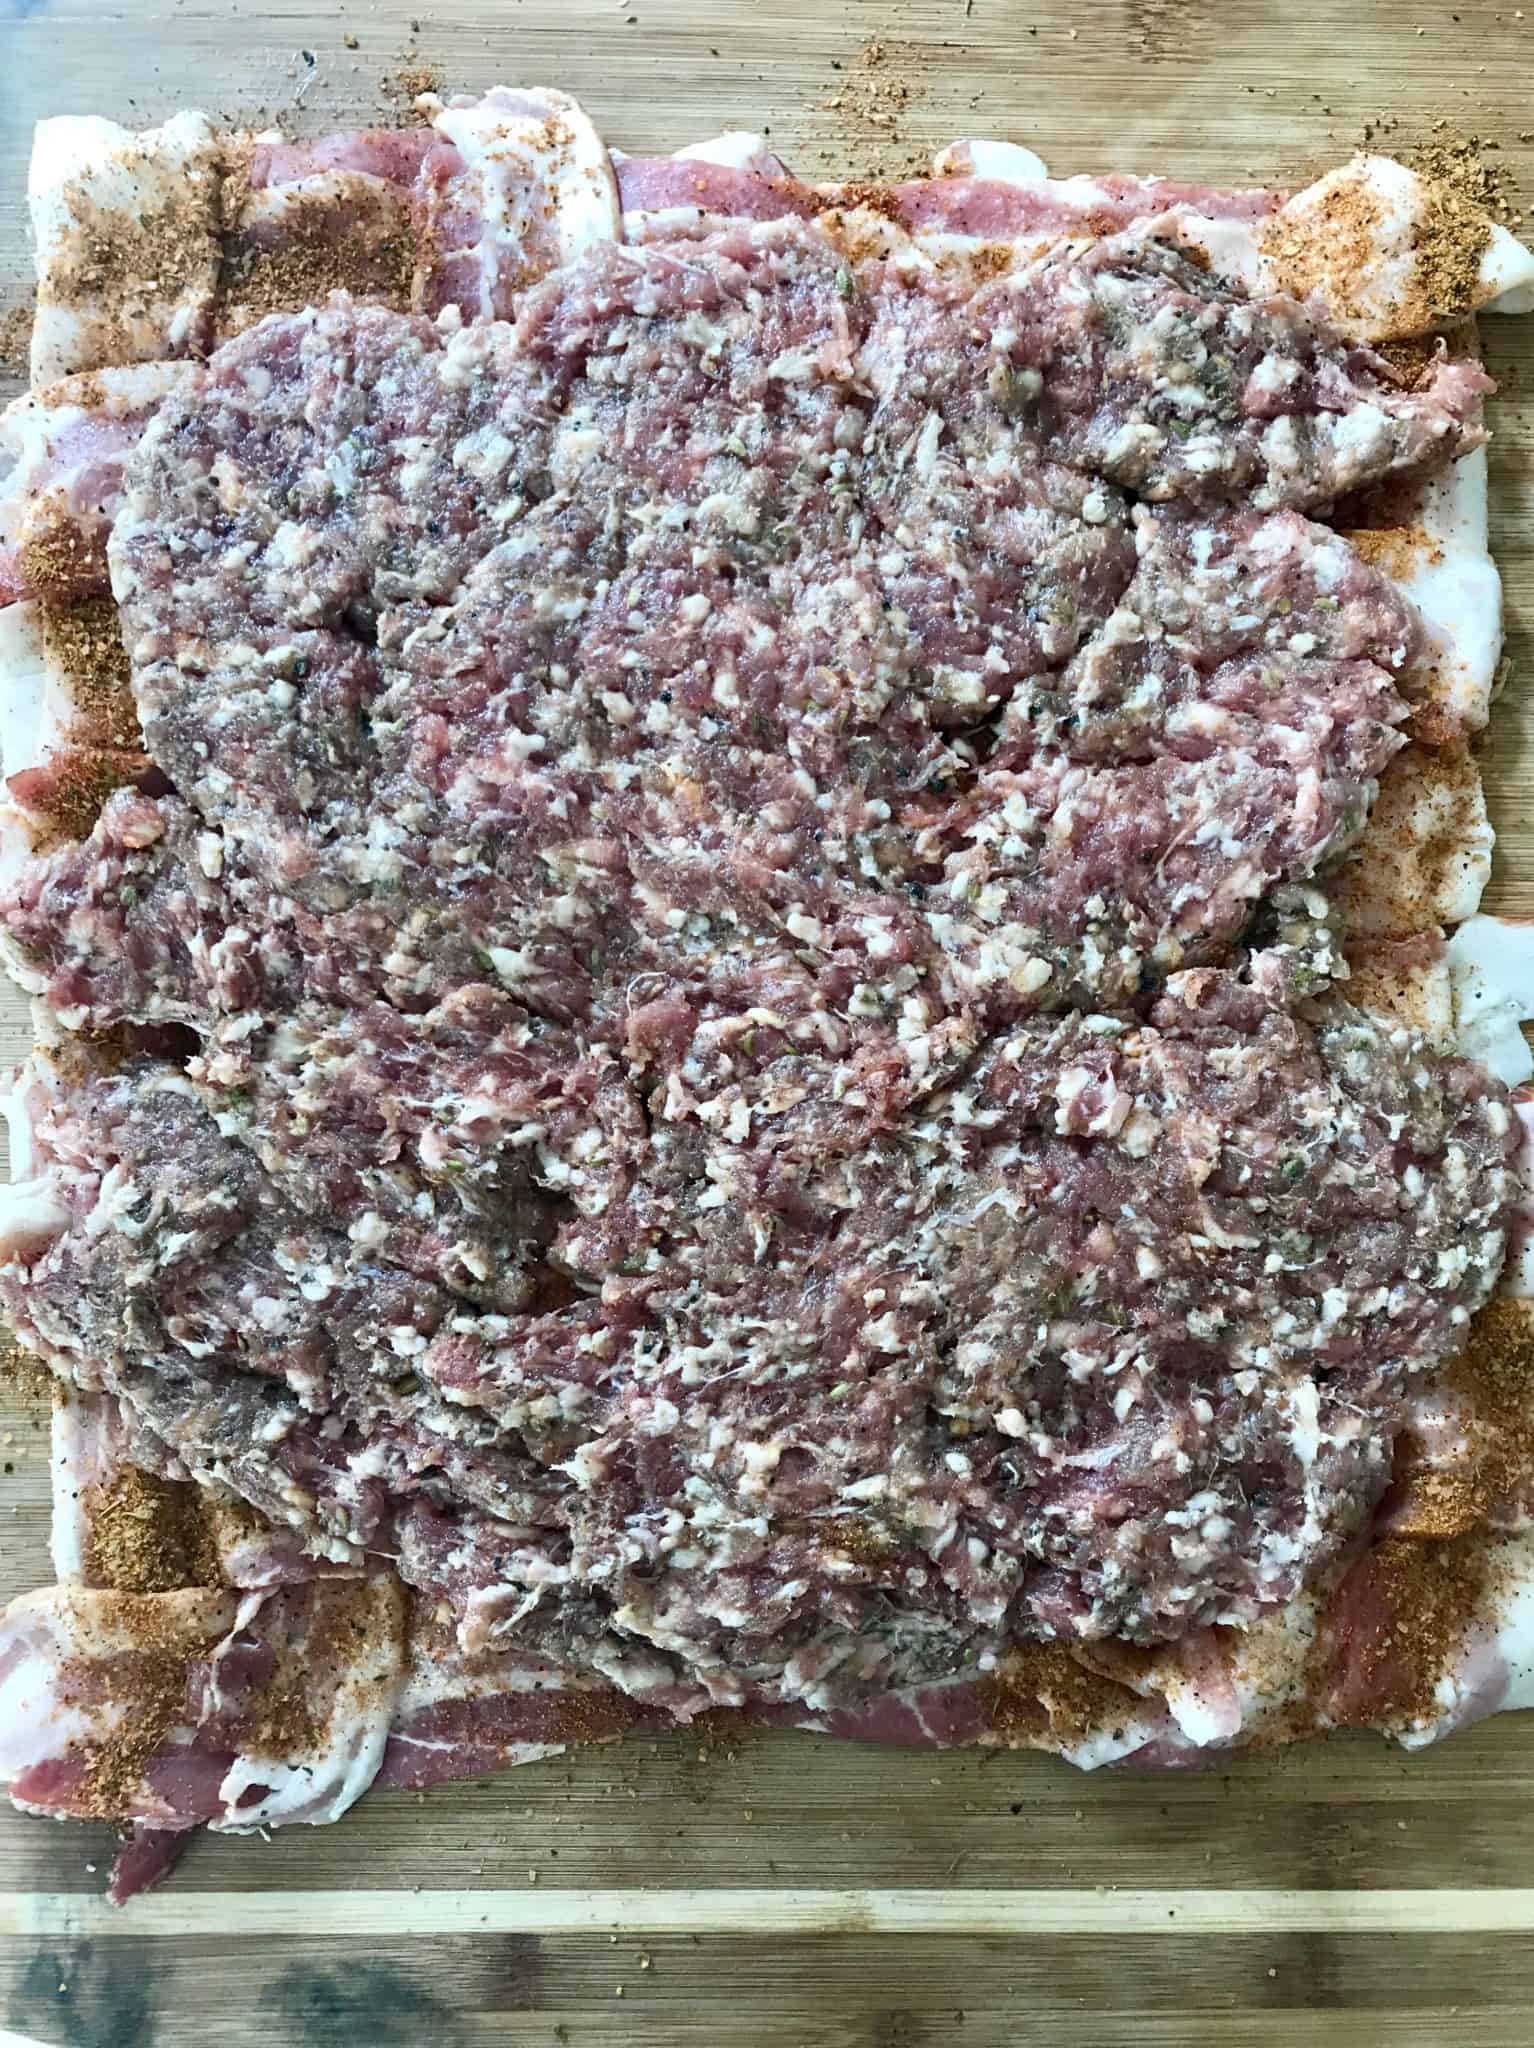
<box><xmin>1</xmin><ymin>970</ymin><xmax>1514</xmax><ymax>1713</ymax></box>
<box><xmin>0</xmin><ymin>212</ymin><xmax>1514</xmax><ymax>1725</ymax></box>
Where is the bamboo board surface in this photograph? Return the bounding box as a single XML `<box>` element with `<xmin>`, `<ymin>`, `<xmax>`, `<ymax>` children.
<box><xmin>4</xmin><ymin>0</ymin><xmax>1534</xmax><ymax>2039</ymax></box>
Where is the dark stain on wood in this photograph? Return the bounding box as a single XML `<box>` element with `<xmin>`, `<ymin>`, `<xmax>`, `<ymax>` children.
<box><xmin>10</xmin><ymin>1940</ymin><xmax>157</xmax><ymax>2047</ymax></box>
<box><xmin>257</xmin><ymin>1958</ymin><xmax>466</xmax><ymax>2046</ymax></box>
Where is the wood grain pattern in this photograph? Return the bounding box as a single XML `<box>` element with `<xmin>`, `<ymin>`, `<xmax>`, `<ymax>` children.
<box><xmin>4</xmin><ymin>0</ymin><xmax>1534</xmax><ymax>2039</ymax></box>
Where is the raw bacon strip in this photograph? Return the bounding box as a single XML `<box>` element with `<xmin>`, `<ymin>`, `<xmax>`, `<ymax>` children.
<box><xmin>0</xmin><ymin>600</ymin><xmax>148</xmax><ymax>865</ymax></box>
<box><xmin>219</xmin><ymin>128</ymin><xmax>435</xmax><ymax>337</ymax></box>
<box><xmin>1263</xmin><ymin>154</ymin><xmax>1534</xmax><ymax>341</ymax></box>
<box><xmin>245</xmin><ymin>129</ymin><xmax>437</xmax><ymax>192</ymax></box>
<box><xmin>1338</xmin><ymin>442</ymin><xmax>1504</xmax><ymax>737</ymax></box>
<box><xmin>1385</xmin><ymin>1294</ymin><xmax>1534</xmax><ymax>1540</ymax></box>
<box><xmin>914</xmin><ymin>148</ymin><xmax>1534</xmax><ymax>345</ymax></box>
<box><xmin>377</xmin><ymin>1611</ymin><xmax>661</xmax><ymax>1789</ymax></box>
<box><xmin>28</xmin><ymin>113</ymin><xmax>223</xmax><ymax>382</ymax></box>
<box><xmin>0</xmin><ymin>1582</ymin><xmax>240</xmax><ymax>1820</ymax></box>
<box><xmin>618</xmin><ymin>156</ymin><xmax>1277</xmax><ymax>251</ymax></box>
<box><xmin>48</xmin><ymin>1387</ymin><xmax>131</xmax><ymax>1583</ymax></box>
<box><xmin>415</xmin><ymin>88</ymin><xmax>621</xmax><ymax>320</ymax></box>
<box><xmin>0</xmin><ymin>363</ymin><xmax>195</xmax><ymax>606</ymax></box>
<box><xmin>778</xmin><ymin>1643</ymin><xmax>1188</xmax><ymax>1766</ymax></box>
<box><xmin>616</xmin><ymin>152</ymin><xmax>821</xmax><ymax>239</ymax></box>
<box><xmin>1334</xmin><ymin>741</ymin><xmax>1492</xmax><ymax>938</ymax></box>
<box><xmin>0</xmin><ymin>1575</ymin><xmax>407</xmax><ymax>1839</ymax></box>
<box><xmin>24</xmin><ymin>94</ymin><xmax>621</xmax><ymax>381</ymax></box>
<box><xmin>106</xmin><ymin>1825</ymin><xmax>190</xmax><ymax>1905</ymax></box>
<box><xmin>1316</xmin><ymin>1534</ymin><xmax>1507</xmax><ymax>1735</ymax></box>
<box><xmin>872</xmin><ymin>169</ymin><xmax>1280</xmax><ymax>243</ymax></box>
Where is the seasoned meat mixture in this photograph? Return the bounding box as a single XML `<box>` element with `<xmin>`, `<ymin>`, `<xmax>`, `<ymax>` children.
<box><xmin>0</xmin><ymin>215</ymin><xmax>1513</xmax><ymax>1714</ymax></box>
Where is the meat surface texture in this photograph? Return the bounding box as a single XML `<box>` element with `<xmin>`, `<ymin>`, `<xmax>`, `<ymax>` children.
<box><xmin>0</xmin><ymin>117</ymin><xmax>1527</xmax><ymax>1889</ymax></box>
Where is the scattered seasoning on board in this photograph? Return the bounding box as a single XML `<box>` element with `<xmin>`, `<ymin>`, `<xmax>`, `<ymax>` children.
<box><xmin>0</xmin><ymin>291</ymin><xmax>33</xmax><ymax>382</ymax></box>
<box><xmin>809</xmin><ymin>37</ymin><xmax>930</xmax><ymax>179</ymax></box>
<box><xmin>0</xmin><ymin>1327</ymin><xmax>54</xmax><ymax>1407</ymax></box>
<box><xmin>1411</xmin><ymin>132</ymin><xmax>1521</xmax><ymax>229</ymax></box>
<box><xmin>385</xmin><ymin>63</ymin><xmax>444</xmax><ymax>105</ymax></box>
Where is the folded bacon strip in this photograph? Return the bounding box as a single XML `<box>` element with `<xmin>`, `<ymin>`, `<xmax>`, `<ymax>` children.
<box><xmin>0</xmin><ymin>1574</ymin><xmax>407</xmax><ymax>1892</ymax></box>
<box><xmin>219</xmin><ymin>127</ymin><xmax>435</xmax><ymax>339</ymax></box>
<box><xmin>0</xmin><ymin>363</ymin><xmax>196</xmax><ymax>607</ymax></box>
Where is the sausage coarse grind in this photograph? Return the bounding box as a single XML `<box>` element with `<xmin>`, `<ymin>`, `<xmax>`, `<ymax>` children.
<box><xmin>0</xmin><ymin>214</ymin><xmax>1514</xmax><ymax>1714</ymax></box>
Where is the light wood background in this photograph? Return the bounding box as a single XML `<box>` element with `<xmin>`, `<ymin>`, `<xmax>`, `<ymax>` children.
<box><xmin>5</xmin><ymin>0</ymin><xmax>1534</xmax><ymax>2040</ymax></box>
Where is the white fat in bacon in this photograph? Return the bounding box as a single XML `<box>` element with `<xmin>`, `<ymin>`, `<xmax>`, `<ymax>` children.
<box><xmin>48</xmin><ymin>1389</ymin><xmax>129</xmax><ymax>1582</ymax></box>
<box><xmin>1465</xmin><ymin>1528</ymin><xmax>1534</xmax><ymax>1724</ymax></box>
<box><xmin>0</xmin><ymin>362</ymin><xmax>196</xmax><ymax>606</ymax></box>
<box><xmin>0</xmin><ymin>603</ymin><xmax>71</xmax><ymax>881</ymax></box>
<box><xmin>1448</xmin><ymin>915</ymin><xmax>1534</xmax><ymax>1085</ymax></box>
<box><xmin>1263</xmin><ymin>154</ymin><xmax>1534</xmax><ymax>341</ymax></box>
<box><xmin>419</xmin><ymin>88</ymin><xmax>620</xmax><ymax>321</ymax></box>
<box><xmin>1346</xmin><ymin>935</ymin><xmax>1456</xmax><ymax>1043</ymax></box>
<box><xmin>211</xmin><ymin>1577</ymin><xmax>408</xmax><ymax>1828</ymax></box>
<box><xmin>0</xmin><ymin>1062</ymin><xmax>70</xmax><ymax>1268</ymax></box>
<box><xmin>1337</xmin><ymin>742</ymin><xmax>1492</xmax><ymax>938</ymax></box>
<box><xmin>0</xmin><ymin>1177</ymin><xmax>72</xmax><ymax>1272</ymax></box>
<box><xmin>930</xmin><ymin>139</ymin><xmax>1051</xmax><ymax>182</ymax></box>
<box><xmin>1364</xmin><ymin>445</ymin><xmax>1503</xmax><ymax>733</ymax></box>
<box><xmin>671</xmin><ymin>132</ymin><xmax>793</xmax><ymax>175</ymax></box>
<box><xmin>29</xmin><ymin>112</ymin><xmax>223</xmax><ymax>381</ymax></box>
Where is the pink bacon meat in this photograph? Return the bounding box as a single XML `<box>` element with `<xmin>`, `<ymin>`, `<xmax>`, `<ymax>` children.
<box><xmin>0</xmin><ymin>365</ymin><xmax>195</xmax><ymax>606</ymax></box>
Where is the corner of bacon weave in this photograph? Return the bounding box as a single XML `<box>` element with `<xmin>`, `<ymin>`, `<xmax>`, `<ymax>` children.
<box><xmin>4</xmin><ymin>87</ymin><xmax>1534</xmax><ymax>1905</ymax></box>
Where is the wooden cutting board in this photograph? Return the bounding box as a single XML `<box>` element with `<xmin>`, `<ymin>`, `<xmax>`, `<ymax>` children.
<box><xmin>5</xmin><ymin>1</ymin><xmax>1534</xmax><ymax>2039</ymax></box>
